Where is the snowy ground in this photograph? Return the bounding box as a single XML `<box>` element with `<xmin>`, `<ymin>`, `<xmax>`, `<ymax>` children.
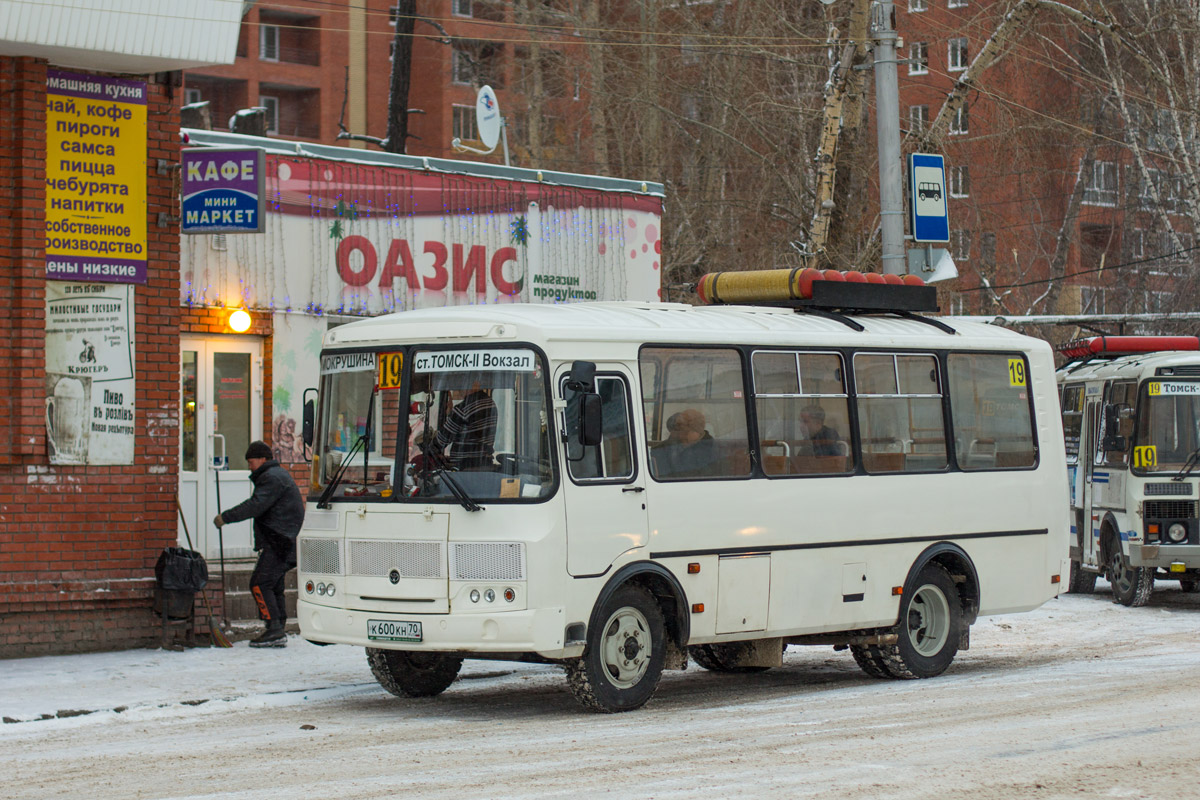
<box><xmin>3</xmin><ymin>583</ymin><xmax>1200</xmax><ymax>799</ymax></box>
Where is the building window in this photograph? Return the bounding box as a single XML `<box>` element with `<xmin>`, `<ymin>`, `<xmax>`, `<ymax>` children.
<box><xmin>908</xmin><ymin>104</ymin><xmax>929</xmax><ymax>134</ymax></box>
<box><xmin>452</xmin><ymin>104</ymin><xmax>479</xmax><ymax>142</ymax></box>
<box><xmin>909</xmin><ymin>0</ymin><xmax>928</xmax><ymax>10</ymax></box>
<box><xmin>451</xmin><ymin>48</ymin><xmax>473</xmax><ymax>85</ymax></box>
<box><xmin>184</xmin><ymin>88</ymin><xmax>202</xmax><ymax>106</ymax></box>
<box><xmin>1081</xmin><ymin>286</ymin><xmax>1105</xmax><ymax>314</ymax></box>
<box><xmin>909</xmin><ymin>42</ymin><xmax>928</xmax><ymax>75</ymax></box>
<box><xmin>452</xmin><ymin>0</ymin><xmax>473</xmax><ymax>16</ymax></box>
<box><xmin>1083</xmin><ymin>160</ymin><xmax>1117</xmax><ymax>206</ymax></box>
<box><xmin>949</xmin><ymin>165</ymin><xmax>969</xmax><ymax>197</ymax></box>
<box><xmin>949</xmin><ymin>37</ymin><xmax>968</xmax><ymax>71</ymax></box>
<box><xmin>980</xmin><ymin>232</ymin><xmax>996</xmax><ymax>267</ymax></box>
<box><xmin>259</xmin><ymin>24</ymin><xmax>279</xmax><ymax>62</ymax></box>
<box><xmin>949</xmin><ymin>0</ymin><xmax>968</xmax><ymax>7</ymax></box>
<box><xmin>681</xmin><ymin>36</ymin><xmax>700</xmax><ymax>66</ymax></box>
<box><xmin>949</xmin><ymin>103</ymin><xmax>968</xmax><ymax>135</ymax></box>
<box><xmin>1130</xmin><ymin>228</ymin><xmax>1145</xmax><ymax>259</ymax></box>
<box><xmin>950</xmin><ymin>229</ymin><xmax>971</xmax><ymax>260</ymax></box>
<box><xmin>258</xmin><ymin>95</ymin><xmax>278</xmax><ymax>134</ymax></box>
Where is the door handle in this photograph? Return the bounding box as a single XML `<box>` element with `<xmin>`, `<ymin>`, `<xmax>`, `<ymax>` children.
<box><xmin>622</xmin><ymin>486</ymin><xmax>645</xmax><ymax>493</ymax></box>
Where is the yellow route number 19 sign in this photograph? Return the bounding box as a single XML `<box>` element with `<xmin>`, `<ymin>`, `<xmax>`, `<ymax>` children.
<box><xmin>1133</xmin><ymin>445</ymin><xmax>1157</xmax><ymax>469</ymax></box>
<box><xmin>378</xmin><ymin>352</ymin><xmax>403</xmax><ymax>390</ymax></box>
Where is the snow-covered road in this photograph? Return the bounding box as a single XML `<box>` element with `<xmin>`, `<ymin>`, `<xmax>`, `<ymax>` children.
<box><xmin>4</xmin><ymin>585</ymin><xmax>1200</xmax><ymax>799</ymax></box>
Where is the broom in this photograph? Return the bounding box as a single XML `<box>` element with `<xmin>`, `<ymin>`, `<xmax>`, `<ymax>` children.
<box><xmin>176</xmin><ymin>495</ymin><xmax>233</xmax><ymax>648</ymax></box>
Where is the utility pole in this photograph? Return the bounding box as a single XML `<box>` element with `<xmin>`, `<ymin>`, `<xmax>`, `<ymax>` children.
<box><xmin>871</xmin><ymin>0</ymin><xmax>906</xmax><ymax>275</ymax></box>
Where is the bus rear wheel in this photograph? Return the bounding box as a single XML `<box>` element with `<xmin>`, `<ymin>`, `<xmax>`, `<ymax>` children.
<box><xmin>367</xmin><ymin>648</ymin><xmax>463</xmax><ymax>698</ymax></box>
<box><xmin>849</xmin><ymin>644</ymin><xmax>893</xmax><ymax>679</ymax></box>
<box><xmin>1068</xmin><ymin>559</ymin><xmax>1097</xmax><ymax>593</ymax></box>
<box><xmin>566</xmin><ymin>584</ymin><xmax>666</xmax><ymax>713</ymax></box>
<box><xmin>1108</xmin><ymin>546</ymin><xmax>1154</xmax><ymax>607</ymax></box>
<box><xmin>690</xmin><ymin>642</ymin><xmax>773</xmax><ymax>673</ymax></box>
<box><xmin>878</xmin><ymin>564</ymin><xmax>962</xmax><ymax>679</ymax></box>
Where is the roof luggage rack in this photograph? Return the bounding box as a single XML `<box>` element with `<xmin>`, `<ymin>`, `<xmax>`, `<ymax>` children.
<box><xmin>695</xmin><ymin>268</ymin><xmax>952</xmax><ymax>333</ymax></box>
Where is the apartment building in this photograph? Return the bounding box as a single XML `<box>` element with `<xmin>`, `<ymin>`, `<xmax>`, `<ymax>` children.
<box><xmin>898</xmin><ymin>0</ymin><xmax>1195</xmax><ymax>319</ymax></box>
<box><xmin>183</xmin><ymin>1</ymin><xmax>584</xmax><ymax>165</ymax></box>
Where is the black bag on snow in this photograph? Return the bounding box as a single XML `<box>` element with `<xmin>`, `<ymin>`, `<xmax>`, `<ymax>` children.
<box><xmin>155</xmin><ymin>547</ymin><xmax>209</xmax><ymax>593</ymax></box>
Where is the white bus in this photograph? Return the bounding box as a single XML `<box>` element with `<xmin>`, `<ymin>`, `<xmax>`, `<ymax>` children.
<box><xmin>1058</xmin><ymin>336</ymin><xmax>1200</xmax><ymax>605</ymax></box>
<box><xmin>297</xmin><ymin>279</ymin><xmax>1069</xmax><ymax>712</ymax></box>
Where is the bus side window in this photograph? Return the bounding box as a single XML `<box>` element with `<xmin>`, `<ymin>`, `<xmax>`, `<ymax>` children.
<box><xmin>1097</xmin><ymin>381</ymin><xmax>1136</xmax><ymax>467</ymax></box>
<box><xmin>752</xmin><ymin>350</ymin><xmax>852</xmax><ymax>476</ymax></box>
<box><xmin>1060</xmin><ymin>384</ymin><xmax>1084</xmax><ymax>465</ymax></box>
<box><xmin>855</xmin><ymin>353</ymin><xmax>948</xmax><ymax>473</ymax></box>
<box><xmin>563</xmin><ymin>375</ymin><xmax>634</xmax><ymax>482</ymax></box>
<box><xmin>640</xmin><ymin>347</ymin><xmax>751</xmax><ymax>480</ymax></box>
<box><xmin>948</xmin><ymin>353</ymin><xmax>1037</xmax><ymax>470</ymax></box>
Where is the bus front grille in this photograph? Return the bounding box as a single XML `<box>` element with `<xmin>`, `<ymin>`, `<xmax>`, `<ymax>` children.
<box><xmin>349</xmin><ymin>540</ymin><xmax>444</xmax><ymax>578</ymax></box>
<box><xmin>451</xmin><ymin>542</ymin><xmax>525</xmax><ymax>581</ymax></box>
<box><xmin>1145</xmin><ymin>482</ymin><xmax>1193</xmax><ymax>496</ymax></box>
<box><xmin>300</xmin><ymin>538</ymin><xmax>341</xmax><ymax>575</ymax></box>
<box><xmin>1144</xmin><ymin>500</ymin><xmax>1198</xmax><ymax>519</ymax></box>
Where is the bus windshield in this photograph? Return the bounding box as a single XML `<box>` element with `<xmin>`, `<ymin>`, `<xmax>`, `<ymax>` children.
<box><xmin>1135</xmin><ymin>381</ymin><xmax>1200</xmax><ymax>472</ymax></box>
<box><xmin>312</xmin><ymin>351</ymin><xmax>399</xmax><ymax>502</ymax></box>
<box><xmin>401</xmin><ymin>348</ymin><xmax>554</xmax><ymax>503</ymax></box>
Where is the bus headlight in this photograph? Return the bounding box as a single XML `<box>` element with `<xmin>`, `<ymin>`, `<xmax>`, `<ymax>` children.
<box><xmin>470</xmin><ymin>589</ymin><xmax>480</xmax><ymax>603</ymax></box>
<box><xmin>1168</xmin><ymin>523</ymin><xmax>1188</xmax><ymax>543</ymax></box>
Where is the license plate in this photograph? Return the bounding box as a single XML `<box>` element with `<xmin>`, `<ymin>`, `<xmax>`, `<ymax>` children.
<box><xmin>367</xmin><ymin>619</ymin><xmax>422</xmax><ymax>642</ymax></box>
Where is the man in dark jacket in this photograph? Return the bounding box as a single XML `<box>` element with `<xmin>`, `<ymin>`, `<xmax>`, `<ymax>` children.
<box><xmin>214</xmin><ymin>441</ymin><xmax>305</xmax><ymax>647</ymax></box>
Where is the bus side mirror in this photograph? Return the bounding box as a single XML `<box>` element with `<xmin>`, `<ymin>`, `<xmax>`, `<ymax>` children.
<box><xmin>302</xmin><ymin>388</ymin><xmax>317</xmax><ymax>449</ymax></box>
<box><xmin>1101</xmin><ymin>403</ymin><xmax>1127</xmax><ymax>452</ymax></box>
<box><xmin>566</xmin><ymin>360</ymin><xmax>596</xmax><ymax>393</ymax></box>
<box><xmin>579</xmin><ymin>393</ymin><xmax>602</xmax><ymax>448</ymax></box>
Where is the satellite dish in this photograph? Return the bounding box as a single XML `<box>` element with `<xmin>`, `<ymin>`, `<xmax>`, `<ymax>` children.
<box><xmin>476</xmin><ymin>86</ymin><xmax>501</xmax><ymax>151</ymax></box>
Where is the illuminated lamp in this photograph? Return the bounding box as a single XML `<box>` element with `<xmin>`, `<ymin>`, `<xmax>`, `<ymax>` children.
<box><xmin>228</xmin><ymin>307</ymin><xmax>252</xmax><ymax>333</ymax></box>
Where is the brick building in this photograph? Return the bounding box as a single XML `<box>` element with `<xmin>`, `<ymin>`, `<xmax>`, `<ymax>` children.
<box><xmin>0</xmin><ymin>1</ymin><xmax>242</xmax><ymax>656</ymax></box>
<box><xmin>183</xmin><ymin>1</ymin><xmax>584</xmax><ymax>167</ymax></box>
<box><xmin>897</xmin><ymin>0</ymin><xmax>1194</xmax><ymax>320</ymax></box>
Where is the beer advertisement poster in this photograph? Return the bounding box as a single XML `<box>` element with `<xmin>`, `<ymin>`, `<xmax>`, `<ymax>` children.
<box><xmin>44</xmin><ymin>282</ymin><xmax>136</xmax><ymax>465</ymax></box>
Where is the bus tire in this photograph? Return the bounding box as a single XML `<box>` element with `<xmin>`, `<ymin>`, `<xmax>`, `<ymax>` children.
<box><xmin>849</xmin><ymin>644</ymin><xmax>892</xmax><ymax>679</ymax></box>
<box><xmin>879</xmin><ymin>563</ymin><xmax>962</xmax><ymax>679</ymax></box>
<box><xmin>690</xmin><ymin>642</ymin><xmax>772</xmax><ymax>673</ymax></box>
<box><xmin>1068</xmin><ymin>559</ymin><xmax>1097</xmax><ymax>594</ymax></box>
<box><xmin>566</xmin><ymin>584</ymin><xmax>666</xmax><ymax>713</ymax></box>
<box><xmin>366</xmin><ymin>648</ymin><xmax>463</xmax><ymax>698</ymax></box>
<box><xmin>1108</xmin><ymin>545</ymin><xmax>1154</xmax><ymax>607</ymax></box>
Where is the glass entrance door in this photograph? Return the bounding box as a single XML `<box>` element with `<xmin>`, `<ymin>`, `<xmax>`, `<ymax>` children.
<box><xmin>179</xmin><ymin>337</ymin><xmax>263</xmax><ymax>562</ymax></box>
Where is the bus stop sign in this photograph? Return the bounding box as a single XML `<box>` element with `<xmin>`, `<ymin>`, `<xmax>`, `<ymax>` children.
<box><xmin>909</xmin><ymin>153</ymin><xmax>949</xmax><ymax>243</ymax></box>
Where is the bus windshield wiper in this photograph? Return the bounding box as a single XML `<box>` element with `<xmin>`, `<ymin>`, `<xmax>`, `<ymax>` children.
<box><xmin>317</xmin><ymin>434</ymin><xmax>366</xmax><ymax>509</ymax></box>
<box><xmin>433</xmin><ymin>467</ymin><xmax>484</xmax><ymax>512</ymax></box>
<box><xmin>1172</xmin><ymin>446</ymin><xmax>1200</xmax><ymax>481</ymax></box>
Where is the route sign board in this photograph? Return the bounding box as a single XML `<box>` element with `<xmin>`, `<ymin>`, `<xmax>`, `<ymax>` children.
<box><xmin>909</xmin><ymin>153</ymin><xmax>949</xmax><ymax>243</ymax></box>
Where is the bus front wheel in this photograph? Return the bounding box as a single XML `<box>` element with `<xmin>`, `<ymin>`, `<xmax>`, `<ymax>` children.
<box><xmin>1108</xmin><ymin>545</ymin><xmax>1154</xmax><ymax>607</ymax></box>
<box><xmin>879</xmin><ymin>563</ymin><xmax>962</xmax><ymax>679</ymax></box>
<box><xmin>566</xmin><ymin>584</ymin><xmax>666</xmax><ymax>713</ymax></box>
<box><xmin>367</xmin><ymin>648</ymin><xmax>463</xmax><ymax>698</ymax></box>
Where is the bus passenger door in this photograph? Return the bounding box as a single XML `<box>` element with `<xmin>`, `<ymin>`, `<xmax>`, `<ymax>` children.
<box><xmin>1080</xmin><ymin>394</ymin><xmax>1102</xmax><ymax>564</ymax></box>
<box><xmin>559</xmin><ymin>368</ymin><xmax>648</xmax><ymax>576</ymax></box>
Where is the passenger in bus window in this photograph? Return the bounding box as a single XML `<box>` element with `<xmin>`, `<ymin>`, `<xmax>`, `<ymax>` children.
<box><xmin>653</xmin><ymin>408</ymin><xmax>719</xmax><ymax>478</ymax></box>
<box><xmin>801</xmin><ymin>405</ymin><xmax>841</xmax><ymax>456</ymax></box>
<box><xmin>434</xmin><ymin>382</ymin><xmax>498</xmax><ymax>470</ymax></box>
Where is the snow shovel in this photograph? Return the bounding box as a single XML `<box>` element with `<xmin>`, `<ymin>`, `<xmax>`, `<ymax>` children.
<box><xmin>175</xmin><ymin>495</ymin><xmax>232</xmax><ymax>648</ymax></box>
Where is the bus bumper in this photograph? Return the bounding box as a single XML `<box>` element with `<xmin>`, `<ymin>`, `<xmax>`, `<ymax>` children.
<box><xmin>1129</xmin><ymin>544</ymin><xmax>1200</xmax><ymax>569</ymax></box>
<box><xmin>297</xmin><ymin>599</ymin><xmax>572</xmax><ymax>658</ymax></box>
